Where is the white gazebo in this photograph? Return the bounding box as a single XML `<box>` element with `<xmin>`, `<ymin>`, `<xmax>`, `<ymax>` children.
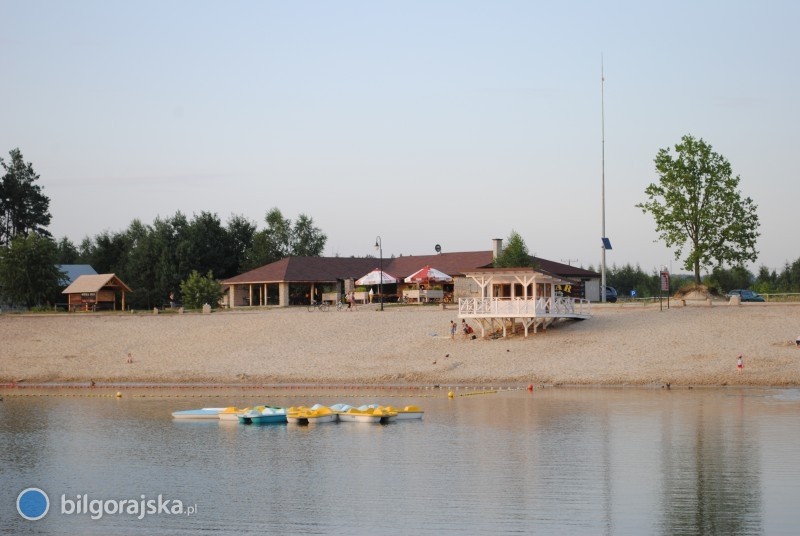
<box><xmin>457</xmin><ymin>268</ymin><xmax>590</xmax><ymax>337</ymax></box>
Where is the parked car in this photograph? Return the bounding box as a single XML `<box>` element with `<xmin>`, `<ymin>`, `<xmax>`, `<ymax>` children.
<box><xmin>603</xmin><ymin>286</ymin><xmax>618</xmax><ymax>303</ymax></box>
<box><xmin>726</xmin><ymin>289</ymin><xmax>765</xmax><ymax>302</ymax></box>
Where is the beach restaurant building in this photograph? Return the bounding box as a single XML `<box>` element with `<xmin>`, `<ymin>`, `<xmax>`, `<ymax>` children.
<box><xmin>222</xmin><ymin>239</ymin><xmax>600</xmax><ymax>308</ymax></box>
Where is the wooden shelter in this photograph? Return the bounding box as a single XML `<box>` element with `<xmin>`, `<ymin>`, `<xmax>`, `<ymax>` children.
<box><xmin>62</xmin><ymin>274</ymin><xmax>132</xmax><ymax>312</ymax></box>
<box><xmin>458</xmin><ymin>268</ymin><xmax>591</xmax><ymax>337</ymax></box>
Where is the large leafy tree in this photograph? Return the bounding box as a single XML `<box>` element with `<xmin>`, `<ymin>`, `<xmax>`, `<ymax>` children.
<box><xmin>493</xmin><ymin>230</ymin><xmax>533</xmax><ymax>268</ymax></box>
<box><xmin>637</xmin><ymin>135</ymin><xmax>760</xmax><ymax>284</ymax></box>
<box><xmin>0</xmin><ymin>148</ymin><xmax>52</xmax><ymax>245</ymax></box>
<box><xmin>148</xmin><ymin>214</ymin><xmax>186</xmax><ymax>306</ymax></box>
<box><xmin>292</xmin><ymin>214</ymin><xmax>326</xmax><ymax>257</ymax></box>
<box><xmin>243</xmin><ymin>208</ymin><xmax>327</xmax><ymax>269</ymax></box>
<box><xmin>0</xmin><ymin>234</ymin><xmax>64</xmax><ymax>307</ymax></box>
<box><xmin>122</xmin><ymin>218</ymin><xmax>160</xmax><ymax>309</ymax></box>
<box><xmin>177</xmin><ymin>211</ymin><xmax>233</xmax><ymax>279</ymax></box>
<box><xmin>226</xmin><ymin>214</ymin><xmax>256</xmax><ymax>273</ymax></box>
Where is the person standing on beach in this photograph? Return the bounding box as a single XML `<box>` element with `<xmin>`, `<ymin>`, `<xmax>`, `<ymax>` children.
<box><xmin>450</xmin><ymin>320</ymin><xmax>457</xmax><ymax>340</ymax></box>
<box><xmin>737</xmin><ymin>354</ymin><xmax>743</xmax><ymax>373</ymax></box>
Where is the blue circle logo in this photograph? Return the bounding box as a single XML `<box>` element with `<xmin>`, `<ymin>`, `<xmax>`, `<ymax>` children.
<box><xmin>17</xmin><ymin>487</ymin><xmax>50</xmax><ymax>520</ymax></box>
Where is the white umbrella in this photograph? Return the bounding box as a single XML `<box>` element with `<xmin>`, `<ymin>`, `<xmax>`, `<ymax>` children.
<box><xmin>355</xmin><ymin>268</ymin><xmax>398</xmax><ymax>286</ymax></box>
<box><xmin>404</xmin><ymin>265</ymin><xmax>453</xmax><ymax>283</ymax></box>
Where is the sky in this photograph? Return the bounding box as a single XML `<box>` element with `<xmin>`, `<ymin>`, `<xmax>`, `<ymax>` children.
<box><xmin>2</xmin><ymin>1</ymin><xmax>798</xmax><ymax>275</ymax></box>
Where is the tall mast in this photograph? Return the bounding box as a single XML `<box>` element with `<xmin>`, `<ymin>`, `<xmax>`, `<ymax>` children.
<box><xmin>601</xmin><ymin>54</ymin><xmax>607</xmax><ymax>302</ymax></box>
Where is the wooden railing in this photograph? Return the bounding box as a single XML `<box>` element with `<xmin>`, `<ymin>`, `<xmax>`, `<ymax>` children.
<box><xmin>458</xmin><ymin>297</ymin><xmax>590</xmax><ymax>317</ymax></box>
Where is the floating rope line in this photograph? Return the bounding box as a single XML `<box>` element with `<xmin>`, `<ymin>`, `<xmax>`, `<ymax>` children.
<box><xmin>1</xmin><ymin>382</ymin><xmax>532</xmax><ymax>401</ymax></box>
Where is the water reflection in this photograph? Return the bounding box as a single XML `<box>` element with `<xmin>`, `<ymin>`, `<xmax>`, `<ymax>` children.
<box><xmin>1</xmin><ymin>388</ymin><xmax>799</xmax><ymax>535</ymax></box>
<box><xmin>657</xmin><ymin>391</ymin><xmax>760</xmax><ymax>535</ymax></box>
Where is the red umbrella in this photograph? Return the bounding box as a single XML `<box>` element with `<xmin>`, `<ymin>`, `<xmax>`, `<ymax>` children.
<box><xmin>404</xmin><ymin>265</ymin><xmax>453</xmax><ymax>283</ymax></box>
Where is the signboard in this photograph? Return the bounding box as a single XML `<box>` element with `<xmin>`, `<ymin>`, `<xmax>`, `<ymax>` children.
<box><xmin>660</xmin><ymin>271</ymin><xmax>670</xmax><ymax>292</ymax></box>
<box><xmin>554</xmin><ymin>284</ymin><xmax>573</xmax><ymax>296</ymax></box>
<box><xmin>630</xmin><ymin>290</ymin><xmax>637</xmax><ymax>297</ymax></box>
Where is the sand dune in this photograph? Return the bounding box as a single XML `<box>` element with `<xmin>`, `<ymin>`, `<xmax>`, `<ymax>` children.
<box><xmin>1</xmin><ymin>303</ymin><xmax>799</xmax><ymax>386</ymax></box>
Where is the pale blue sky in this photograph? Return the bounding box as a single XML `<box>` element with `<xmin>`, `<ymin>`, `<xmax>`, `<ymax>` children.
<box><xmin>2</xmin><ymin>1</ymin><xmax>797</xmax><ymax>274</ymax></box>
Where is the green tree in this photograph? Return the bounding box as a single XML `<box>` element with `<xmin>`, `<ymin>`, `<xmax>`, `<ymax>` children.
<box><xmin>0</xmin><ymin>234</ymin><xmax>64</xmax><ymax>307</ymax></box>
<box><xmin>607</xmin><ymin>263</ymin><xmax>660</xmax><ymax>298</ymax></box>
<box><xmin>80</xmin><ymin>230</ymin><xmax>130</xmax><ymax>274</ymax></box>
<box><xmin>263</xmin><ymin>207</ymin><xmax>292</xmax><ymax>260</ymax></box>
<box><xmin>180</xmin><ymin>270</ymin><xmax>222</xmax><ymax>309</ymax></box>
<box><xmin>149</xmin><ymin>214</ymin><xmax>185</xmax><ymax>306</ymax></box>
<box><xmin>0</xmin><ymin>148</ymin><xmax>52</xmax><ymax>245</ymax></box>
<box><xmin>494</xmin><ymin>230</ymin><xmax>533</xmax><ymax>268</ymax></box>
<box><xmin>243</xmin><ymin>208</ymin><xmax>327</xmax><ymax>269</ymax></box>
<box><xmin>753</xmin><ymin>266</ymin><xmax>777</xmax><ymax>294</ymax></box>
<box><xmin>55</xmin><ymin>236</ymin><xmax>79</xmax><ymax>264</ymax></box>
<box><xmin>122</xmin><ymin>219</ymin><xmax>160</xmax><ymax>309</ymax></box>
<box><xmin>637</xmin><ymin>135</ymin><xmax>760</xmax><ymax>284</ymax></box>
<box><xmin>226</xmin><ymin>214</ymin><xmax>256</xmax><ymax>273</ymax></box>
<box><xmin>177</xmin><ymin>212</ymin><xmax>233</xmax><ymax>279</ymax></box>
<box><xmin>291</xmin><ymin>214</ymin><xmax>327</xmax><ymax>257</ymax></box>
<box><xmin>775</xmin><ymin>258</ymin><xmax>800</xmax><ymax>292</ymax></box>
<box><xmin>704</xmin><ymin>266</ymin><xmax>753</xmax><ymax>294</ymax></box>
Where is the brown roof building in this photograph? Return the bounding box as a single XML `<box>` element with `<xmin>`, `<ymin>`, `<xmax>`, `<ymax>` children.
<box><xmin>222</xmin><ymin>240</ymin><xmax>600</xmax><ymax>308</ymax></box>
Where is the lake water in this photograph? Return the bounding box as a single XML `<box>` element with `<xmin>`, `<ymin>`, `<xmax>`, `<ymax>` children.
<box><xmin>2</xmin><ymin>386</ymin><xmax>799</xmax><ymax>535</ymax></box>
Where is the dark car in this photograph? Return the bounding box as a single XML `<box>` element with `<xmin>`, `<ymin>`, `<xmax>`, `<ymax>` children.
<box><xmin>726</xmin><ymin>289</ymin><xmax>765</xmax><ymax>302</ymax></box>
<box><xmin>603</xmin><ymin>286</ymin><xmax>618</xmax><ymax>303</ymax></box>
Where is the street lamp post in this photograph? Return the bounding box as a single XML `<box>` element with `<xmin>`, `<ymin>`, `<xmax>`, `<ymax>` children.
<box><xmin>374</xmin><ymin>236</ymin><xmax>383</xmax><ymax>311</ymax></box>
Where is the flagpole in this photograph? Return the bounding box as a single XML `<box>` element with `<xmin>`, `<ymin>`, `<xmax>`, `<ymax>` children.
<box><xmin>601</xmin><ymin>54</ymin><xmax>607</xmax><ymax>303</ymax></box>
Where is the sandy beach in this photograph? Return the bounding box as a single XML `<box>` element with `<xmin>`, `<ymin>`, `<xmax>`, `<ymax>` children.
<box><xmin>1</xmin><ymin>303</ymin><xmax>799</xmax><ymax>387</ymax></box>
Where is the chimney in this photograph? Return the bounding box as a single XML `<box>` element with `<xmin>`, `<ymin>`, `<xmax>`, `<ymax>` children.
<box><xmin>492</xmin><ymin>238</ymin><xmax>503</xmax><ymax>259</ymax></box>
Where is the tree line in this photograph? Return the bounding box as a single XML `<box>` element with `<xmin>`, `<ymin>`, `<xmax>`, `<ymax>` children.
<box><xmin>54</xmin><ymin>208</ymin><xmax>326</xmax><ymax>309</ymax></box>
<box><xmin>597</xmin><ymin>262</ymin><xmax>800</xmax><ymax>299</ymax></box>
<box><xmin>0</xmin><ymin>148</ymin><xmax>327</xmax><ymax>309</ymax></box>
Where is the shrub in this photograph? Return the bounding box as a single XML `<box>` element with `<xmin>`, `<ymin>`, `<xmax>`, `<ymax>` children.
<box><xmin>180</xmin><ymin>270</ymin><xmax>222</xmax><ymax>309</ymax></box>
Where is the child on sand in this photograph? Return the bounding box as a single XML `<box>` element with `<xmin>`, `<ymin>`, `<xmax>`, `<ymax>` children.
<box><xmin>737</xmin><ymin>354</ymin><xmax>743</xmax><ymax>373</ymax></box>
<box><xmin>461</xmin><ymin>319</ymin><xmax>475</xmax><ymax>340</ymax></box>
<box><xmin>450</xmin><ymin>320</ymin><xmax>457</xmax><ymax>340</ymax></box>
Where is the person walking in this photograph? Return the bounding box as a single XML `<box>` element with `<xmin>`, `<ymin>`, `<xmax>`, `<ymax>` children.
<box><xmin>450</xmin><ymin>320</ymin><xmax>457</xmax><ymax>340</ymax></box>
<box><xmin>737</xmin><ymin>354</ymin><xmax>744</xmax><ymax>374</ymax></box>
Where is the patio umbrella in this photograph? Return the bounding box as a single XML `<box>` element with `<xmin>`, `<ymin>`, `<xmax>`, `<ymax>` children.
<box><xmin>403</xmin><ymin>265</ymin><xmax>453</xmax><ymax>283</ymax></box>
<box><xmin>355</xmin><ymin>268</ymin><xmax>399</xmax><ymax>286</ymax></box>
